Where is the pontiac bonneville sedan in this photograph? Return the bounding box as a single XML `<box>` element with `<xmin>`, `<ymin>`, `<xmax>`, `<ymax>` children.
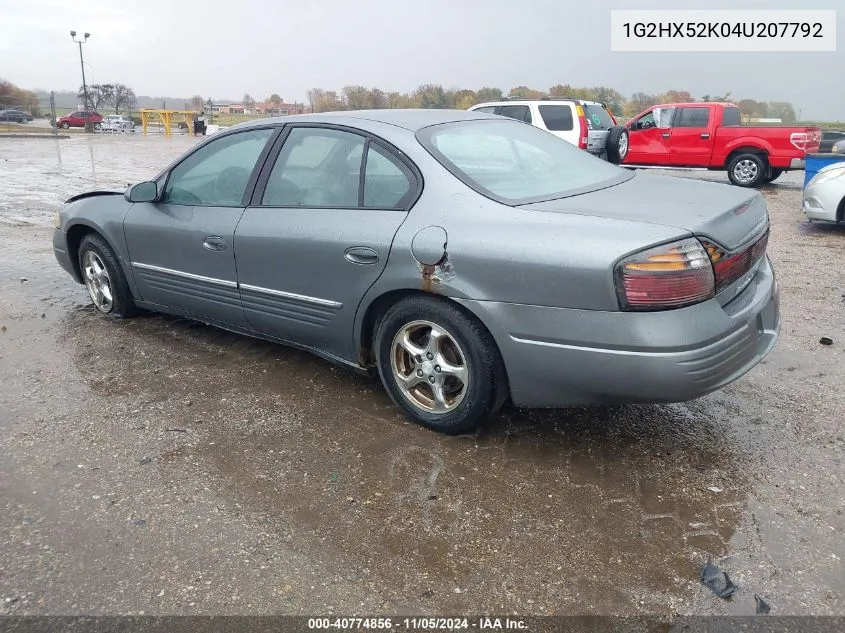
<box><xmin>52</xmin><ymin>109</ymin><xmax>780</xmax><ymax>434</ymax></box>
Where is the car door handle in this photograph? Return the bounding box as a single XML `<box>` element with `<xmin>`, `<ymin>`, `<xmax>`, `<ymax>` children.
<box><xmin>700</xmin><ymin>133</ymin><xmax>711</xmax><ymax>139</ymax></box>
<box><xmin>202</xmin><ymin>236</ymin><xmax>227</xmax><ymax>251</ymax></box>
<box><xmin>661</xmin><ymin>132</ymin><xmax>671</xmax><ymax>138</ymax></box>
<box><xmin>344</xmin><ymin>246</ymin><xmax>379</xmax><ymax>265</ymax></box>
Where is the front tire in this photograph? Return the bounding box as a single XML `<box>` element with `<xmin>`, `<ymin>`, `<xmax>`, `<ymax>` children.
<box><xmin>374</xmin><ymin>296</ymin><xmax>507</xmax><ymax>435</ymax></box>
<box><xmin>60</xmin><ymin>122</ymin><xmax>70</xmax><ymax>129</ymax></box>
<box><xmin>727</xmin><ymin>153</ymin><xmax>767</xmax><ymax>187</ymax></box>
<box><xmin>78</xmin><ymin>234</ymin><xmax>138</xmax><ymax>318</ymax></box>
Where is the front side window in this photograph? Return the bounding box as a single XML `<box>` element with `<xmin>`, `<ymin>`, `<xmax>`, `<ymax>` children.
<box><xmin>418</xmin><ymin>119</ymin><xmax>630</xmax><ymax>205</ymax></box>
<box><xmin>162</xmin><ymin>128</ymin><xmax>273</xmax><ymax>206</ymax></box>
<box><xmin>263</xmin><ymin>128</ymin><xmax>366</xmax><ymax>207</ymax></box>
<box><xmin>538</xmin><ymin>105</ymin><xmax>574</xmax><ymax>131</ymax></box>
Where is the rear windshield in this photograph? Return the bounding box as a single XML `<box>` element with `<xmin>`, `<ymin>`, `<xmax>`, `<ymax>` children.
<box><xmin>417</xmin><ymin>119</ymin><xmax>630</xmax><ymax>205</ymax></box>
<box><xmin>583</xmin><ymin>104</ymin><xmax>614</xmax><ymax>130</ymax></box>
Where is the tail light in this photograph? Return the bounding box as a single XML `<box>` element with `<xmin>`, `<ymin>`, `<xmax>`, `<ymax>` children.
<box><xmin>701</xmin><ymin>231</ymin><xmax>769</xmax><ymax>292</ymax></box>
<box><xmin>575</xmin><ymin>104</ymin><xmax>589</xmax><ymax>149</ymax></box>
<box><xmin>790</xmin><ymin>131</ymin><xmax>820</xmax><ymax>153</ymax></box>
<box><xmin>615</xmin><ymin>238</ymin><xmax>714</xmax><ymax>311</ymax></box>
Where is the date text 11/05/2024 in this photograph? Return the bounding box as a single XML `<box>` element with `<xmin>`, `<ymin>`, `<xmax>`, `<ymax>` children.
<box><xmin>307</xmin><ymin>617</ymin><xmax>528</xmax><ymax>630</ymax></box>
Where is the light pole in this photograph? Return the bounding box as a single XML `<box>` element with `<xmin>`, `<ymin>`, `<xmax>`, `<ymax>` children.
<box><xmin>70</xmin><ymin>30</ymin><xmax>92</xmax><ymax>131</ymax></box>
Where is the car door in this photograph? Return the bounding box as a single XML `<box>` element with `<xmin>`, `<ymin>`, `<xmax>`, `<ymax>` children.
<box><xmin>235</xmin><ymin>125</ymin><xmax>419</xmax><ymax>360</ymax></box>
<box><xmin>123</xmin><ymin>127</ymin><xmax>277</xmax><ymax>327</ymax></box>
<box><xmin>624</xmin><ymin>107</ymin><xmax>674</xmax><ymax>165</ymax></box>
<box><xmin>668</xmin><ymin>106</ymin><xmax>714</xmax><ymax>166</ymax></box>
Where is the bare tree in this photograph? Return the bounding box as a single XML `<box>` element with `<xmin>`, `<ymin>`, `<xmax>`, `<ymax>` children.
<box><xmin>112</xmin><ymin>84</ymin><xmax>136</xmax><ymax>113</ymax></box>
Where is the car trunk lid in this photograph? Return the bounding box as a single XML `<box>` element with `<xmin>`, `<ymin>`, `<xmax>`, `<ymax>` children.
<box><xmin>520</xmin><ymin>171</ymin><xmax>769</xmax><ymax>253</ymax></box>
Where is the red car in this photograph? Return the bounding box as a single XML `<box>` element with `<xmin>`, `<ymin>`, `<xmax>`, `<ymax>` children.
<box><xmin>56</xmin><ymin>110</ymin><xmax>103</xmax><ymax>130</ymax></box>
<box><xmin>619</xmin><ymin>102</ymin><xmax>821</xmax><ymax>187</ymax></box>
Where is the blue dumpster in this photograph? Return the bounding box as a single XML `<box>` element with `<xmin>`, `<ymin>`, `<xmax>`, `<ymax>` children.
<box><xmin>804</xmin><ymin>153</ymin><xmax>845</xmax><ymax>187</ymax></box>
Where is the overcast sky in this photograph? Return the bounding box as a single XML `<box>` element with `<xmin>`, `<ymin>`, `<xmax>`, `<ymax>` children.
<box><xmin>0</xmin><ymin>0</ymin><xmax>841</xmax><ymax>119</ymax></box>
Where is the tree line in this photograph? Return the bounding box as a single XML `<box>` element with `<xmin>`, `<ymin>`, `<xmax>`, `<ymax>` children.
<box><xmin>0</xmin><ymin>79</ymin><xmax>40</xmax><ymax>115</ymax></box>
<box><xmin>77</xmin><ymin>83</ymin><xmax>137</xmax><ymax>114</ymax></box>
<box><xmin>299</xmin><ymin>84</ymin><xmax>797</xmax><ymax>123</ymax></box>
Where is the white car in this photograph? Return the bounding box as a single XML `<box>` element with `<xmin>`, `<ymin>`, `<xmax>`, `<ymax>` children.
<box><xmin>99</xmin><ymin>115</ymin><xmax>135</xmax><ymax>133</ymax></box>
<box><xmin>803</xmin><ymin>162</ymin><xmax>845</xmax><ymax>224</ymax></box>
<box><xmin>467</xmin><ymin>98</ymin><xmax>628</xmax><ymax>163</ymax></box>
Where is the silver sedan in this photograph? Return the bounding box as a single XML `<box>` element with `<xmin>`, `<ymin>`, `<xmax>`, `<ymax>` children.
<box><xmin>52</xmin><ymin>110</ymin><xmax>780</xmax><ymax>434</ymax></box>
<box><xmin>803</xmin><ymin>162</ymin><xmax>845</xmax><ymax>224</ymax></box>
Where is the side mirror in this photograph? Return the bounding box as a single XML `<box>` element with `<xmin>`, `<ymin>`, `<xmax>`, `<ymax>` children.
<box><xmin>125</xmin><ymin>181</ymin><xmax>158</xmax><ymax>203</ymax></box>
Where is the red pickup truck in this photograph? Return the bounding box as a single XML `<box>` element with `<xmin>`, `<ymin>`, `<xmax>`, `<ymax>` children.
<box><xmin>617</xmin><ymin>102</ymin><xmax>821</xmax><ymax>187</ymax></box>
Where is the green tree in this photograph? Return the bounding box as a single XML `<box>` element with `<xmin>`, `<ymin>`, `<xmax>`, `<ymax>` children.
<box><xmin>343</xmin><ymin>85</ymin><xmax>374</xmax><ymax>110</ymax></box>
<box><xmin>476</xmin><ymin>87</ymin><xmax>503</xmax><ymax>103</ymax></box>
<box><xmin>508</xmin><ymin>85</ymin><xmax>545</xmax><ymax>99</ymax></box>
<box><xmin>413</xmin><ymin>84</ymin><xmax>449</xmax><ymax>109</ymax></box>
<box><xmin>453</xmin><ymin>89</ymin><xmax>477</xmax><ymax>110</ymax></box>
<box><xmin>592</xmin><ymin>86</ymin><xmax>625</xmax><ymax>115</ymax></box>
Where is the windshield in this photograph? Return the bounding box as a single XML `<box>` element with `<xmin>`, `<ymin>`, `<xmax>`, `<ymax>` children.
<box><xmin>417</xmin><ymin>119</ymin><xmax>631</xmax><ymax>205</ymax></box>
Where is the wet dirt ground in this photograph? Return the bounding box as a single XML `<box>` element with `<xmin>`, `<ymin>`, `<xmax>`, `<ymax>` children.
<box><xmin>0</xmin><ymin>136</ymin><xmax>843</xmax><ymax>617</ymax></box>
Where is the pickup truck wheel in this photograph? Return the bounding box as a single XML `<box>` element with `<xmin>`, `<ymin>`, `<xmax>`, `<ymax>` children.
<box><xmin>728</xmin><ymin>153</ymin><xmax>767</xmax><ymax>187</ymax></box>
<box><xmin>606</xmin><ymin>126</ymin><xmax>629</xmax><ymax>164</ymax></box>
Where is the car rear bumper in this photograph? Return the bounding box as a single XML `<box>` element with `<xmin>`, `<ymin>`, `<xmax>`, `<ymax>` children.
<box><xmin>459</xmin><ymin>255</ymin><xmax>779</xmax><ymax>408</ymax></box>
<box><xmin>790</xmin><ymin>158</ymin><xmax>805</xmax><ymax>170</ymax></box>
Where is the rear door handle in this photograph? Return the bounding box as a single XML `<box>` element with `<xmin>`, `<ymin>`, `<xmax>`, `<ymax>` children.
<box><xmin>700</xmin><ymin>133</ymin><xmax>711</xmax><ymax>139</ymax></box>
<box><xmin>202</xmin><ymin>236</ymin><xmax>227</xmax><ymax>251</ymax></box>
<box><xmin>344</xmin><ymin>246</ymin><xmax>379</xmax><ymax>265</ymax></box>
<box><xmin>661</xmin><ymin>132</ymin><xmax>671</xmax><ymax>138</ymax></box>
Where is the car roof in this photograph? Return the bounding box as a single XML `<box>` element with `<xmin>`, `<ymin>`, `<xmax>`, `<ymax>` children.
<box><xmin>232</xmin><ymin>108</ymin><xmax>499</xmax><ymax>132</ymax></box>
<box><xmin>472</xmin><ymin>99</ymin><xmax>603</xmax><ymax>107</ymax></box>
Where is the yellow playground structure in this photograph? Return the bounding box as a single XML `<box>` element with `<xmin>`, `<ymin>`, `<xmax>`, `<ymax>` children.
<box><xmin>139</xmin><ymin>109</ymin><xmax>201</xmax><ymax>137</ymax></box>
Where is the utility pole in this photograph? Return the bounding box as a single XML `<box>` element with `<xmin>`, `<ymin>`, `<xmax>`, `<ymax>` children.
<box><xmin>70</xmin><ymin>30</ymin><xmax>92</xmax><ymax>131</ymax></box>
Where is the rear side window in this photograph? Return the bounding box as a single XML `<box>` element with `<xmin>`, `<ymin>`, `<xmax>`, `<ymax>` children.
<box><xmin>474</xmin><ymin>106</ymin><xmax>497</xmax><ymax>114</ymax></box>
<box><xmin>675</xmin><ymin>107</ymin><xmax>710</xmax><ymax>128</ymax></box>
<box><xmin>722</xmin><ymin>107</ymin><xmax>741</xmax><ymax>126</ymax></box>
<box><xmin>538</xmin><ymin>105</ymin><xmax>574</xmax><ymax>131</ymax></box>
<box><xmin>498</xmin><ymin>105</ymin><xmax>532</xmax><ymax>124</ymax></box>
<box><xmin>583</xmin><ymin>104</ymin><xmax>614</xmax><ymax>130</ymax></box>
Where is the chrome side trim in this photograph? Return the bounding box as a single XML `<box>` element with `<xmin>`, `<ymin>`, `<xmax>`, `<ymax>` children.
<box><xmin>239</xmin><ymin>283</ymin><xmax>342</xmax><ymax>309</ymax></box>
<box><xmin>132</xmin><ymin>262</ymin><xmax>238</xmax><ymax>288</ymax></box>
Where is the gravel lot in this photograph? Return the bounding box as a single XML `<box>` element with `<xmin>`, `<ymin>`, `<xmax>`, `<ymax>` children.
<box><xmin>0</xmin><ymin>135</ymin><xmax>842</xmax><ymax>617</ymax></box>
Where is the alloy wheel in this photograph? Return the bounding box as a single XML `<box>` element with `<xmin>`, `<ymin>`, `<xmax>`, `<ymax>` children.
<box><xmin>390</xmin><ymin>320</ymin><xmax>468</xmax><ymax>414</ymax></box>
<box><xmin>82</xmin><ymin>251</ymin><xmax>114</xmax><ymax>312</ymax></box>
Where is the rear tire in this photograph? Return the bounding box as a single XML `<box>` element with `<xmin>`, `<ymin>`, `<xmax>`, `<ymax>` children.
<box><xmin>606</xmin><ymin>126</ymin><xmax>629</xmax><ymax>164</ymax></box>
<box><xmin>77</xmin><ymin>234</ymin><xmax>138</xmax><ymax>318</ymax></box>
<box><xmin>727</xmin><ymin>153</ymin><xmax>767</xmax><ymax>187</ymax></box>
<box><xmin>374</xmin><ymin>296</ymin><xmax>507</xmax><ymax>435</ymax></box>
